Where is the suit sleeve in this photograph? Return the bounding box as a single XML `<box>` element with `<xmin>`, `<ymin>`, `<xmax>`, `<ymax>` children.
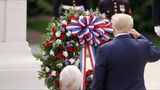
<box><xmin>92</xmin><ymin>46</ymin><xmax>108</xmax><ymax>90</ymax></box>
<box><xmin>138</xmin><ymin>35</ymin><xmax>160</xmax><ymax>62</ymax></box>
<box><xmin>52</xmin><ymin>0</ymin><xmax>61</xmax><ymax>17</ymax></box>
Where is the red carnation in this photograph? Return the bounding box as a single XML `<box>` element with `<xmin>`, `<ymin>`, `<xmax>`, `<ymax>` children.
<box><xmin>45</xmin><ymin>41</ymin><xmax>52</xmax><ymax>48</ymax></box>
<box><xmin>60</xmin><ymin>34</ymin><xmax>66</xmax><ymax>40</ymax></box>
<box><xmin>66</xmin><ymin>46</ymin><xmax>73</xmax><ymax>52</ymax></box>
<box><xmin>51</xmin><ymin>35</ymin><xmax>57</xmax><ymax>41</ymax></box>
<box><xmin>56</xmin><ymin>52</ymin><xmax>64</xmax><ymax>59</ymax></box>
<box><xmin>86</xmin><ymin>69</ymin><xmax>93</xmax><ymax>76</ymax></box>
<box><xmin>62</xmin><ymin>24</ymin><xmax>67</xmax><ymax>28</ymax></box>
<box><xmin>56</xmin><ymin>72</ymin><xmax>60</xmax><ymax>77</ymax></box>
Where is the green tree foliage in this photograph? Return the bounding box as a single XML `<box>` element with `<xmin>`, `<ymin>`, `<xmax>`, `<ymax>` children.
<box><xmin>27</xmin><ymin>0</ymin><xmax>52</xmax><ymax>16</ymax></box>
<box><xmin>129</xmin><ymin>0</ymin><xmax>154</xmax><ymax>33</ymax></box>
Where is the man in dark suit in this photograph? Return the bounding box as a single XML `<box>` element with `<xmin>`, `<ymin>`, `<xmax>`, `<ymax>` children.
<box><xmin>97</xmin><ymin>0</ymin><xmax>131</xmax><ymax>19</ymax></box>
<box><xmin>52</xmin><ymin>0</ymin><xmax>89</xmax><ymax>17</ymax></box>
<box><xmin>153</xmin><ymin>0</ymin><xmax>160</xmax><ymax>37</ymax></box>
<box><xmin>92</xmin><ymin>14</ymin><xmax>160</xmax><ymax>90</ymax></box>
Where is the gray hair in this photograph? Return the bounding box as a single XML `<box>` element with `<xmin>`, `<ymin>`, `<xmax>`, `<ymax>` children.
<box><xmin>111</xmin><ymin>13</ymin><xmax>133</xmax><ymax>33</ymax></box>
<box><xmin>60</xmin><ymin>65</ymin><xmax>81</xmax><ymax>90</ymax></box>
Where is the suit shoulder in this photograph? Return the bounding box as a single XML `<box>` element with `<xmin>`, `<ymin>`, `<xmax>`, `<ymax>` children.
<box><xmin>99</xmin><ymin>40</ymin><xmax>116</xmax><ymax>50</ymax></box>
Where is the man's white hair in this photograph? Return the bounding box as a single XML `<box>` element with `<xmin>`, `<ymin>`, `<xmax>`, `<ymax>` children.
<box><xmin>111</xmin><ymin>13</ymin><xmax>133</xmax><ymax>33</ymax></box>
<box><xmin>60</xmin><ymin>65</ymin><xmax>81</xmax><ymax>90</ymax></box>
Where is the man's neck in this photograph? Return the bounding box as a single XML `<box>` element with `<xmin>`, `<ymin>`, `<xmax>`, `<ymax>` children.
<box><xmin>115</xmin><ymin>33</ymin><xmax>129</xmax><ymax>37</ymax></box>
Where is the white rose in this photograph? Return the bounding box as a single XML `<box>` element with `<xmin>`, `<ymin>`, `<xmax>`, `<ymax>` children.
<box><xmin>46</xmin><ymin>67</ymin><xmax>50</xmax><ymax>72</ymax></box>
<box><xmin>42</xmin><ymin>51</ymin><xmax>45</xmax><ymax>55</ymax></box>
<box><xmin>56</xmin><ymin>39</ymin><xmax>62</xmax><ymax>45</ymax></box>
<box><xmin>66</xmin><ymin>31</ymin><xmax>72</xmax><ymax>36</ymax></box>
<box><xmin>62</xmin><ymin>20</ymin><xmax>68</xmax><ymax>25</ymax></box>
<box><xmin>90</xmin><ymin>75</ymin><xmax>93</xmax><ymax>79</ymax></box>
<box><xmin>63</xmin><ymin>51</ymin><xmax>68</xmax><ymax>57</ymax></box>
<box><xmin>52</xmin><ymin>43</ymin><xmax>56</xmax><ymax>47</ymax></box>
<box><xmin>74</xmin><ymin>59</ymin><xmax>80</xmax><ymax>66</ymax></box>
<box><xmin>69</xmin><ymin>58</ymin><xmax>75</xmax><ymax>64</ymax></box>
<box><xmin>56</xmin><ymin>63</ymin><xmax>63</xmax><ymax>68</ymax></box>
<box><xmin>50</xmin><ymin>50</ymin><xmax>54</xmax><ymax>56</ymax></box>
<box><xmin>55</xmin><ymin>31</ymin><xmax>61</xmax><ymax>37</ymax></box>
<box><xmin>79</xmin><ymin>15</ymin><xmax>83</xmax><ymax>19</ymax></box>
<box><xmin>52</xmin><ymin>23</ymin><xmax>55</xmax><ymax>26</ymax></box>
<box><xmin>76</xmin><ymin>42</ymin><xmax>79</xmax><ymax>46</ymax></box>
<box><xmin>86</xmin><ymin>11</ymin><xmax>90</xmax><ymax>15</ymax></box>
<box><xmin>52</xmin><ymin>71</ymin><xmax>56</xmax><ymax>76</ymax></box>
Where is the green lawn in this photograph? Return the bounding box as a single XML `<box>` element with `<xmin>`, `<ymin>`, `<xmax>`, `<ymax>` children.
<box><xmin>27</xmin><ymin>18</ymin><xmax>50</xmax><ymax>32</ymax></box>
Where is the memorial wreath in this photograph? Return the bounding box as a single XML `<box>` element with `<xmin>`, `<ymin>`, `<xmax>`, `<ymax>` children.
<box><xmin>36</xmin><ymin>9</ymin><xmax>113</xmax><ymax>90</ymax></box>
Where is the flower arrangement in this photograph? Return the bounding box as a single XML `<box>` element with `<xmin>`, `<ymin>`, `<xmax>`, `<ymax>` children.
<box><xmin>36</xmin><ymin>9</ymin><xmax>113</xmax><ymax>90</ymax></box>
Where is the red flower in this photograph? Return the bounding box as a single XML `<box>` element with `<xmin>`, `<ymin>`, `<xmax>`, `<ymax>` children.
<box><xmin>56</xmin><ymin>72</ymin><xmax>60</xmax><ymax>77</ymax></box>
<box><xmin>62</xmin><ymin>24</ymin><xmax>67</xmax><ymax>28</ymax></box>
<box><xmin>66</xmin><ymin>46</ymin><xmax>73</xmax><ymax>52</ymax></box>
<box><xmin>56</xmin><ymin>52</ymin><xmax>64</xmax><ymax>59</ymax></box>
<box><xmin>51</xmin><ymin>35</ymin><xmax>57</xmax><ymax>41</ymax></box>
<box><xmin>60</xmin><ymin>34</ymin><xmax>66</xmax><ymax>40</ymax></box>
<box><xmin>45</xmin><ymin>41</ymin><xmax>52</xmax><ymax>48</ymax></box>
<box><xmin>55</xmin><ymin>80</ymin><xmax>60</xmax><ymax>87</ymax></box>
<box><xmin>86</xmin><ymin>70</ymin><xmax>93</xmax><ymax>76</ymax></box>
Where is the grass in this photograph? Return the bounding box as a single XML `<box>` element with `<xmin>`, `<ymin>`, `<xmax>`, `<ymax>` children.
<box><xmin>27</xmin><ymin>18</ymin><xmax>50</xmax><ymax>32</ymax></box>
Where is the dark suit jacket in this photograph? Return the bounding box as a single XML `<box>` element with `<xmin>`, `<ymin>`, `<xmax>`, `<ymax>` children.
<box><xmin>92</xmin><ymin>34</ymin><xmax>160</xmax><ymax>90</ymax></box>
<box><xmin>153</xmin><ymin>0</ymin><xmax>160</xmax><ymax>26</ymax></box>
<box><xmin>98</xmin><ymin>0</ymin><xmax>131</xmax><ymax>19</ymax></box>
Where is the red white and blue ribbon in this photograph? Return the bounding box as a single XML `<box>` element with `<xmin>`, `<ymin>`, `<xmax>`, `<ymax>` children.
<box><xmin>66</xmin><ymin>15</ymin><xmax>113</xmax><ymax>90</ymax></box>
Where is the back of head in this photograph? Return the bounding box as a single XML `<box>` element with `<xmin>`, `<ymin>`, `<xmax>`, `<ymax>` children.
<box><xmin>111</xmin><ymin>14</ymin><xmax>133</xmax><ymax>34</ymax></box>
<box><xmin>60</xmin><ymin>65</ymin><xmax>81</xmax><ymax>90</ymax></box>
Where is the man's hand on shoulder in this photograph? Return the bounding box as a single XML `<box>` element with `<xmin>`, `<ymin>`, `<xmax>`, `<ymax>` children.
<box><xmin>154</xmin><ymin>26</ymin><xmax>160</xmax><ymax>37</ymax></box>
<box><xmin>129</xmin><ymin>29</ymin><xmax>141</xmax><ymax>39</ymax></box>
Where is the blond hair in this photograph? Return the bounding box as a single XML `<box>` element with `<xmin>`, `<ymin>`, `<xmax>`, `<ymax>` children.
<box><xmin>111</xmin><ymin>14</ymin><xmax>133</xmax><ymax>33</ymax></box>
<box><xmin>60</xmin><ymin>65</ymin><xmax>81</xmax><ymax>90</ymax></box>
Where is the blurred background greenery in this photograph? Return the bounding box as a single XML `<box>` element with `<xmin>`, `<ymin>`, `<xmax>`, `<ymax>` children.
<box><xmin>27</xmin><ymin>0</ymin><xmax>160</xmax><ymax>48</ymax></box>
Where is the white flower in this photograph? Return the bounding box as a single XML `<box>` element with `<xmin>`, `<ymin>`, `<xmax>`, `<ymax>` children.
<box><xmin>52</xmin><ymin>23</ymin><xmax>55</xmax><ymax>26</ymax></box>
<box><xmin>46</xmin><ymin>67</ymin><xmax>50</xmax><ymax>72</ymax></box>
<box><xmin>76</xmin><ymin>42</ymin><xmax>79</xmax><ymax>46</ymax></box>
<box><xmin>79</xmin><ymin>15</ymin><xmax>83</xmax><ymax>19</ymax></box>
<box><xmin>55</xmin><ymin>31</ymin><xmax>61</xmax><ymax>37</ymax></box>
<box><xmin>63</xmin><ymin>51</ymin><xmax>68</xmax><ymax>57</ymax></box>
<box><xmin>56</xmin><ymin>39</ymin><xmax>62</xmax><ymax>45</ymax></box>
<box><xmin>52</xmin><ymin>71</ymin><xmax>56</xmax><ymax>76</ymax></box>
<box><xmin>50</xmin><ymin>50</ymin><xmax>54</xmax><ymax>56</ymax></box>
<box><xmin>86</xmin><ymin>11</ymin><xmax>90</xmax><ymax>15</ymax></box>
<box><xmin>62</xmin><ymin>20</ymin><xmax>68</xmax><ymax>25</ymax></box>
<box><xmin>74</xmin><ymin>59</ymin><xmax>80</xmax><ymax>66</ymax></box>
<box><xmin>69</xmin><ymin>58</ymin><xmax>75</xmax><ymax>64</ymax></box>
<box><xmin>66</xmin><ymin>31</ymin><xmax>72</xmax><ymax>36</ymax></box>
<box><xmin>52</xmin><ymin>43</ymin><xmax>56</xmax><ymax>47</ymax></box>
<box><xmin>56</xmin><ymin>63</ymin><xmax>63</xmax><ymax>68</ymax></box>
<box><xmin>42</xmin><ymin>51</ymin><xmax>45</xmax><ymax>55</ymax></box>
<box><xmin>90</xmin><ymin>75</ymin><xmax>93</xmax><ymax>79</ymax></box>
